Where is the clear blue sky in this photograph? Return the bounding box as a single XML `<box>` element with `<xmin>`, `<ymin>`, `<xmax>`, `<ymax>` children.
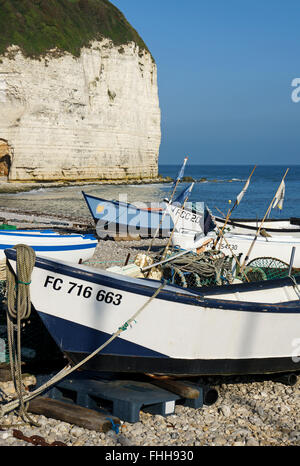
<box><xmin>112</xmin><ymin>0</ymin><xmax>300</xmax><ymax>165</ymax></box>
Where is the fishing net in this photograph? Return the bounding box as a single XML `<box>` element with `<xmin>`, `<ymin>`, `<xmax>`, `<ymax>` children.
<box><xmin>155</xmin><ymin>250</ymin><xmax>300</xmax><ymax>288</ymax></box>
<box><xmin>157</xmin><ymin>249</ymin><xmax>235</xmax><ymax>288</ymax></box>
<box><xmin>239</xmin><ymin>257</ymin><xmax>300</xmax><ymax>282</ymax></box>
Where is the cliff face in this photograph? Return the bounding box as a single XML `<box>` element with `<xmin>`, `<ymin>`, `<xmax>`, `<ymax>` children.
<box><xmin>0</xmin><ymin>1</ymin><xmax>161</xmax><ymax>182</ymax></box>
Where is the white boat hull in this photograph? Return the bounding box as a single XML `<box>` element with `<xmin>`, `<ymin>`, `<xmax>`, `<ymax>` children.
<box><xmin>5</xmin><ymin>249</ymin><xmax>300</xmax><ymax>376</ymax></box>
<box><xmin>172</xmin><ymin>230</ymin><xmax>300</xmax><ymax>268</ymax></box>
<box><xmin>0</xmin><ymin>230</ymin><xmax>98</xmax><ymax>263</ymax></box>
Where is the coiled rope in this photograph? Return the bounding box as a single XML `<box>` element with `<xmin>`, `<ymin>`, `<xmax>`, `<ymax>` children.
<box><xmin>1</xmin><ymin>249</ymin><xmax>166</xmax><ymax>418</ymax></box>
<box><xmin>5</xmin><ymin>244</ymin><xmax>38</xmax><ymax>426</ymax></box>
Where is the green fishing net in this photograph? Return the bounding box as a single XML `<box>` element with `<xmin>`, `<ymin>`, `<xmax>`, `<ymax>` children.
<box><xmin>240</xmin><ymin>257</ymin><xmax>300</xmax><ymax>282</ymax></box>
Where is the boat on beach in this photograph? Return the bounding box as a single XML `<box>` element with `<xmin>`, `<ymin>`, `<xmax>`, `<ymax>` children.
<box><xmin>83</xmin><ymin>191</ymin><xmax>300</xmax><ymax>240</ymax></box>
<box><xmin>167</xmin><ymin>204</ymin><xmax>300</xmax><ymax>268</ymax></box>
<box><xmin>82</xmin><ymin>191</ymin><xmax>172</xmax><ymax>238</ymax></box>
<box><xmin>215</xmin><ymin>216</ymin><xmax>300</xmax><ymax>237</ymax></box>
<box><xmin>0</xmin><ymin>230</ymin><xmax>98</xmax><ymax>263</ymax></box>
<box><xmin>82</xmin><ymin>191</ymin><xmax>216</xmax><ymax>238</ymax></box>
<box><xmin>5</xmin><ymin>248</ymin><xmax>300</xmax><ymax>377</ymax></box>
<box><xmin>172</xmin><ymin>229</ymin><xmax>300</xmax><ymax>268</ymax></box>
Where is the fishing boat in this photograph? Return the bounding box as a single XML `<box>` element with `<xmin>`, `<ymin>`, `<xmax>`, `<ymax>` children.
<box><xmin>5</xmin><ymin>248</ymin><xmax>300</xmax><ymax>376</ymax></box>
<box><xmin>167</xmin><ymin>204</ymin><xmax>300</xmax><ymax>268</ymax></box>
<box><xmin>212</xmin><ymin>167</ymin><xmax>300</xmax><ymax>237</ymax></box>
<box><xmin>82</xmin><ymin>191</ymin><xmax>173</xmax><ymax>238</ymax></box>
<box><xmin>172</xmin><ymin>230</ymin><xmax>300</xmax><ymax>268</ymax></box>
<box><xmin>215</xmin><ymin>216</ymin><xmax>300</xmax><ymax>237</ymax></box>
<box><xmin>82</xmin><ymin>191</ymin><xmax>216</xmax><ymax>238</ymax></box>
<box><xmin>0</xmin><ymin>230</ymin><xmax>98</xmax><ymax>263</ymax></box>
<box><xmin>83</xmin><ymin>190</ymin><xmax>300</xmax><ymax>240</ymax></box>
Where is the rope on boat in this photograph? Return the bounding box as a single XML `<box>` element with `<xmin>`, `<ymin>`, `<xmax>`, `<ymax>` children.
<box><xmin>5</xmin><ymin>244</ymin><xmax>39</xmax><ymax>426</ymax></box>
<box><xmin>0</xmin><ymin>259</ymin><xmax>6</xmax><ymax>281</ymax></box>
<box><xmin>290</xmin><ymin>275</ymin><xmax>300</xmax><ymax>298</ymax></box>
<box><xmin>0</xmin><ymin>249</ymin><xmax>166</xmax><ymax>419</ymax></box>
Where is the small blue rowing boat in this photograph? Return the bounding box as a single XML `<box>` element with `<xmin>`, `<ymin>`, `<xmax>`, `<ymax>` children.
<box><xmin>0</xmin><ymin>229</ymin><xmax>98</xmax><ymax>263</ymax></box>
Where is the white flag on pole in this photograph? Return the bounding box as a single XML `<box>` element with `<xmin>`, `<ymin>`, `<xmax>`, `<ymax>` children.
<box><xmin>272</xmin><ymin>180</ymin><xmax>285</xmax><ymax>210</ymax></box>
<box><xmin>235</xmin><ymin>178</ymin><xmax>250</xmax><ymax>206</ymax></box>
<box><xmin>171</xmin><ymin>157</ymin><xmax>188</xmax><ymax>189</ymax></box>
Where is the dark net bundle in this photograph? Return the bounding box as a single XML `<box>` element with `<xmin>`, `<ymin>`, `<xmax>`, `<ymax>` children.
<box><xmin>157</xmin><ymin>249</ymin><xmax>234</xmax><ymax>289</ymax></box>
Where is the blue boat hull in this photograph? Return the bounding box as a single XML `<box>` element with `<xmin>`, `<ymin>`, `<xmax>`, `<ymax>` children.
<box><xmin>82</xmin><ymin>192</ymin><xmax>173</xmax><ymax>237</ymax></box>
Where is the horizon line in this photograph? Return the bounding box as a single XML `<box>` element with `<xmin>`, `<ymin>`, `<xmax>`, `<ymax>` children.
<box><xmin>158</xmin><ymin>163</ymin><xmax>300</xmax><ymax>166</ymax></box>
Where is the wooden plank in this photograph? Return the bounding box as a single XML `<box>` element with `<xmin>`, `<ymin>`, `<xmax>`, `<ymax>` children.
<box><xmin>28</xmin><ymin>397</ymin><xmax>120</xmax><ymax>433</ymax></box>
<box><xmin>147</xmin><ymin>377</ymin><xmax>200</xmax><ymax>399</ymax></box>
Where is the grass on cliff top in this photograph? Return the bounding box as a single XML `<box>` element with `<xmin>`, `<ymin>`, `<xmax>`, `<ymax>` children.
<box><xmin>0</xmin><ymin>0</ymin><xmax>150</xmax><ymax>58</ymax></box>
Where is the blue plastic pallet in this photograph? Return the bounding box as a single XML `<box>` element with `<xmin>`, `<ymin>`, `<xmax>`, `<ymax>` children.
<box><xmin>35</xmin><ymin>372</ymin><xmax>205</xmax><ymax>423</ymax></box>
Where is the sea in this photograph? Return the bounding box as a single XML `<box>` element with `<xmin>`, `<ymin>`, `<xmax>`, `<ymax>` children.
<box><xmin>0</xmin><ymin>165</ymin><xmax>299</xmax><ymax>221</ymax></box>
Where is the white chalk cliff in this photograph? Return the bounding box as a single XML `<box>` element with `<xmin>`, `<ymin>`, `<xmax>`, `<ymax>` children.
<box><xmin>0</xmin><ymin>40</ymin><xmax>161</xmax><ymax>181</ymax></box>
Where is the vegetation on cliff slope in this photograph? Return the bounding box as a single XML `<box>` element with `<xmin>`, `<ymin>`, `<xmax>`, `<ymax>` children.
<box><xmin>0</xmin><ymin>0</ymin><xmax>150</xmax><ymax>57</ymax></box>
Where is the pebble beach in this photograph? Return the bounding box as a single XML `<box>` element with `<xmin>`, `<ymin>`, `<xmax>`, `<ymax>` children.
<box><xmin>0</xmin><ymin>370</ymin><xmax>299</xmax><ymax>447</ymax></box>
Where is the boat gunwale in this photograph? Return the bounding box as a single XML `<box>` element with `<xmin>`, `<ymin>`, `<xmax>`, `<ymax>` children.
<box><xmin>82</xmin><ymin>191</ymin><xmax>166</xmax><ymax>217</ymax></box>
<box><xmin>0</xmin><ymin>231</ymin><xmax>96</xmax><ymax>239</ymax></box>
<box><xmin>5</xmin><ymin>248</ymin><xmax>300</xmax><ymax>315</ymax></box>
<box><xmin>217</xmin><ymin>216</ymin><xmax>300</xmax><ymax>233</ymax></box>
<box><xmin>1</xmin><ymin>242</ymin><xmax>97</xmax><ymax>252</ymax></box>
<box><xmin>82</xmin><ymin>191</ymin><xmax>204</xmax><ymax>218</ymax></box>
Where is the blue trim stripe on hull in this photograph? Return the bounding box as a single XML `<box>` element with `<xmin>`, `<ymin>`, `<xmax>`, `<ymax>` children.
<box><xmin>0</xmin><ymin>243</ymin><xmax>97</xmax><ymax>251</ymax></box>
<box><xmin>38</xmin><ymin>311</ymin><xmax>167</xmax><ymax>358</ymax></box>
<box><xmin>0</xmin><ymin>231</ymin><xmax>96</xmax><ymax>239</ymax></box>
